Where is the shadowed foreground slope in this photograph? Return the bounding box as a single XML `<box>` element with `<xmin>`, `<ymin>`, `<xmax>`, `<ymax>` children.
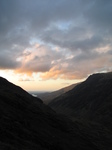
<box><xmin>49</xmin><ymin>72</ymin><xmax>112</xmax><ymax>130</ymax></box>
<box><xmin>0</xmin><ymin>77</ymin><xmax>112</xmax><ymax>150</ymax></box>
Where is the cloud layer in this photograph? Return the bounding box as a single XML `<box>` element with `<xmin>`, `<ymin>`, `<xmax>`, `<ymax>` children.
<box><xmin>0</xmin><ymin>0</ymin><xmax>112</xmax><ymax>80</ymax></box>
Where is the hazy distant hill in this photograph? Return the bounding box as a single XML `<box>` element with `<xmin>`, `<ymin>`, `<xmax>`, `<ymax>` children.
<box><xmin>49</xmin><ymin>72</ymin><xmax>112</xmax><ymax>130</ymax></box>
<box><xmin>0</xmin><ymin>76</ymin><xmax>112</xmax><ymax>149</ymax></box>
<box><xmin>37</xmin><ymin>83</ymin><xmax>80</xmax><ymax>104</ymax></box>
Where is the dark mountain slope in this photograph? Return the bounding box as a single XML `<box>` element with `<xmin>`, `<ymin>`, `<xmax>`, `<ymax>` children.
<box><xmin>1</xmin><ymin>77</ymin><xmax>111</xmax><ymax>149</ymax></box>
<box><xmin>49</xmin><ymin>72</ymin><xmax>112</xmax><ymax>130</ymax></box>
<box><xmin>36</xmin><ymin>83</ymin><xmax>79</xmax><ymax>104</ymax></box>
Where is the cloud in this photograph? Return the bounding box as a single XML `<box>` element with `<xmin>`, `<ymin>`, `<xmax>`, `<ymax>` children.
<box><xmin>0</xmin><ymin>51</ymin><xmax>21</xmax><ymax>69</ymax></box>
<box><xmin>84</xmin><ymin>0</ymin><xmax>112</xmax><ymax>30</ymax></box>
<box><xmin>19</xmin><ymin>78</ymin><xmax>34</xmax><ymax>82</ymax></box>
<box><xmin>15</xmin><ymin>44</ymin><xmax>65</xmax><ymax>75</ymax></box>
<box><xmin>0</xmin><ymin>0</ymin><xmax>112</xmax><ymax>80</ymax></box>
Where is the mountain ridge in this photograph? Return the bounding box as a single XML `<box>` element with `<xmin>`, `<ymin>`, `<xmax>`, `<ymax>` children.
<box><xmin>49</xmin><ymin>72</ymin><xmax>112</xmax><ymax>130</ymax></box>
<box><xmin>1</xmin><ymin>76</ymin><xmax>111</xmax><ymax>149</ymax></box>
<box><xmin>36</xmin><ymin>83</ymin><xmax>80</xmax><ymax>104</ymax></box>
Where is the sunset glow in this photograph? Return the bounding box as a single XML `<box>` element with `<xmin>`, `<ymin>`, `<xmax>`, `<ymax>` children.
<box><xmin>0</xmin><ymin>0</ymin><xmax>112</xmax><ymax>91</ymax></box>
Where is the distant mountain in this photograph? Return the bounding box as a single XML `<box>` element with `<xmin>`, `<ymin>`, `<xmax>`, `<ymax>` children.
<box><xmin>0</xmin><ymin>76</ymin><xmax>112</xmax><ymax>149</ymax></box>
<box><xmin>37</xmin><ymin>83</ymin><xmax>79</xmax><ymax>104</ymax></box>
<box><xmin>49</xmin><ymin>72</ymin><xmax>112</xmax><ymax>130</ymax></box>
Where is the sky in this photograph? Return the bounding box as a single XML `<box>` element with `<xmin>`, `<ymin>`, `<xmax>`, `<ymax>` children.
<box><xmin>0</xmin><ymin>0</ymin><xmax>112</xmax><ymax>91</ymax></box>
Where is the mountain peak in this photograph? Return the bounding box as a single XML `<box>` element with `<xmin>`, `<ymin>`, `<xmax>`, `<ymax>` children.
<box><xmin>86</xmin><ymin>72</ymin><xmax>112</xmax><ymax>83</ymax></box>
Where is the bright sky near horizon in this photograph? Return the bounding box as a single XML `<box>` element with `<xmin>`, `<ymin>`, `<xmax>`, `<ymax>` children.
<box><xmin>0</xmin><ymin>0</ymin><xmax>112</xmax><ymax>91</ymax></box>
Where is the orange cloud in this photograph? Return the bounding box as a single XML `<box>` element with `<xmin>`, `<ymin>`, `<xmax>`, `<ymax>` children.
<box><xmin>40</xmin><ymin>54</ymin><xmax>112</xmax><ymax>80</ymax></box>
<box><xmin>12</xmin><ymin>45</ymin><xmax>112</xmax><ymax>81</ymax></box>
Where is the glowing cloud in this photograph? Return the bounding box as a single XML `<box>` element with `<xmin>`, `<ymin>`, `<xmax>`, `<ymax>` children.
<box><xmin>0</xmin><ymin>0</ymin><xmax>112</xmax><ymax>90</ymax></box>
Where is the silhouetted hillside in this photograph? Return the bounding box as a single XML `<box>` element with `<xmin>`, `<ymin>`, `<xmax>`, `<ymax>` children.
<box><xmin>1</xmin><ymin>77</ymin><xmax>112</xmax><ymax>149</ymax></box>
<box><xmin>37</xmin><ymin>83</ymin><xmax>79</xmax><ymax>104</ymax></box>
<box><xmin>49</xmin><ymin>72</ymin><xmax>112</xmax><ymax>130</ymax></box>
